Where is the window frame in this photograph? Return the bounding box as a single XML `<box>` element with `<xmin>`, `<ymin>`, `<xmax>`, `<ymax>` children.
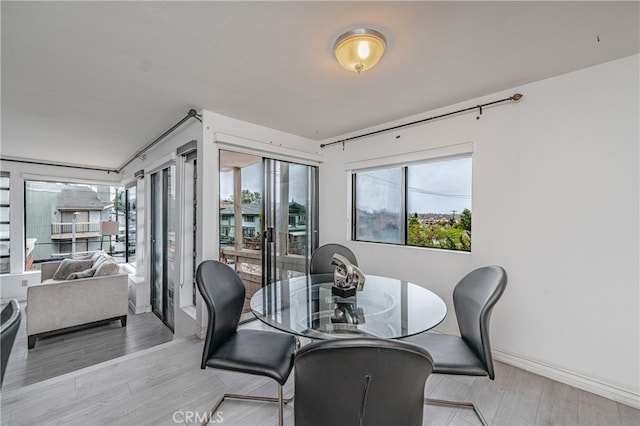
<box><xmin>23</xmin><ymin>178</ymin><xmax>124</xmax><ymax>263</ymax></box>
<box><xmin>347</xmin><ymin>143</ymin><xmax>473</xmax><ymax>252</ymax></box>
<box><xmin>0</xmin><ymin>172</ymin><xmax>10</xmax><ymax>274</ymax></box>
<box><xmin>124</xmin><ymin>183</ymin><xmax>137</xmax><ymax>264</ymax></box>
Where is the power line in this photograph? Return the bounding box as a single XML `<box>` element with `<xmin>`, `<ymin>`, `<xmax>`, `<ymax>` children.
<box><xmin>407</xmin><ymin>186</ymin><xmax>470</xmax><ymax>199</ymax></box>
<box><xmin>359</xmin><ymin>174</ymin><xmax>471</xmax><ymax>199</ymax></box>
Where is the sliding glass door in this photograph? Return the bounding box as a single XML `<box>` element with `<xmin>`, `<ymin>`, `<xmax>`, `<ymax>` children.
<box><xmin>219</xmin><ymin>150</ymin><xmax>318</xmax><ymax>318</ymax></box>
<box><xmin>150</xmin><ymin>166</ymin><xmax>175</xmax><ymax>331</ymax></box>
<box><xmin>263</xmin><ymin>158</ymin><xmax>318</xmax><ymax>285</ymax></box>
<box><xmin>124</xmin><ymin>184</ymin><xmax>136</xmax><ymax>264</ymax></box>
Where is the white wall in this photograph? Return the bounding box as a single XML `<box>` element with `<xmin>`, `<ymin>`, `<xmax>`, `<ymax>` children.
<box><xmin>319</xmin><ymin>55</ymin><xmax>639</xmax><ymax>406</ymax></box>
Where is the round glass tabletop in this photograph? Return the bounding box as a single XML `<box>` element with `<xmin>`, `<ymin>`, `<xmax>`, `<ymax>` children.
<box><xmin>250</xmin><ymin>273</ymin><xmax>447</xmax><ymax>340</ymax></box>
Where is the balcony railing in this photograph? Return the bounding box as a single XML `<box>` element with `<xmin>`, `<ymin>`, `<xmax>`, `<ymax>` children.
<box><xmin>50</xmin><ymin>222</ymin><xmax>102</xmax><ymax>239</ymax></box>
<box><xmin>220</xmin><ymin>246</ymin><xmax>307</xmax><ymax>312</ymax></box>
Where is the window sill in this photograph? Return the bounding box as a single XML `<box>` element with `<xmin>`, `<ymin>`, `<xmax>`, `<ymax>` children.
<box><xmin>181</xmin><ymin>305</ymin><xmax>197</xmax><ymax>320</ymax></box>
<box><xmin>121</xmin><ymin>263</ymin><xmax>137</xmax><ymax>274</ymax></box>
<box><xmin>352</xmin><ymin>240</ymin><xmax>472</xmax><ymax>255</ymax></box>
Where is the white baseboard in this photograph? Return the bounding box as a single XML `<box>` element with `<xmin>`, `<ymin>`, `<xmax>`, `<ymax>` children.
<box><xmin>128</xmin><ymin>299</ymin><xmax>151</xmax><ymax>314</ymax></box>
<box><xmin>493</xmin><ymin>348</ymin><xmax>640</xmax><ymax>409</ymax></box>
<box><xmin>195</xmin><ymin>323</ymin><xmax>206</xmax><ymax>340</ymax></box>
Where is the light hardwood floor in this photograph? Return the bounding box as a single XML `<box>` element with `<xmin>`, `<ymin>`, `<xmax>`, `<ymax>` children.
<box><xmin>1</xmin><ymin>303</ymin><xmax>174</xmax><ymax>392</ymax></box>
<box><xmin>1</xmin><ymin>320</ymin><xmax>638</xmax><ymax>425</ymax></box>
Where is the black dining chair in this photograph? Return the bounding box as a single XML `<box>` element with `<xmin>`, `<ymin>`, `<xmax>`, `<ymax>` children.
<box><xmin>403</xmin><ymin>265</ymin><xmax>507</xmax><ymax>426</ymax></box>
<box><xmin>196</xmin><ymin>260</ymin><xmax>298</xmax><ymax>426</ymax></box>
<box><xmin>309</xmin><ymin>243</ymin><xmax>358</xmax><ymax>274</ymax></box>
<box><xmin>294</xmin><ymin>337</ymin><xmax>434</xmax><ymax>426</ymax></box>
<box><xmin>1</xmin><ymin>299</ymin><xmax>21</xmax><ymax>387</ymax></box>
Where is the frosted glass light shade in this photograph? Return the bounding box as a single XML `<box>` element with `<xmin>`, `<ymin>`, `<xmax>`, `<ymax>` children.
<box><xmin>334</xmin><ymin>28</ymin><xmax>386</xmax><ymax>73</ymax></box>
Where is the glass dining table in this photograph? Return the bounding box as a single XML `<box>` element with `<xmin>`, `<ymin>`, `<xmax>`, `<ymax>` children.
<box><xmin>250</xmin><ymin>273</ymin><xmax>447</xmax><ymax>340</ymax></box>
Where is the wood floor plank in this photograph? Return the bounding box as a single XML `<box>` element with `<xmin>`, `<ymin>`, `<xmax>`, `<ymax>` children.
<box><xmin>459</xmin><ymin>366</ymin><xmax>513</xmax><ymax>425</ymax></box>
<box><xmin>103</xmin><ymin>372</ymin><xmax>217</xmax><ymax>425</ymax></box>
<box><xmin>424</xmin><ymin>375</ymin><xmax>477</xmax><ymax>425</ymax></box>
<box><xmin>578</xmin><ymin>389</ymin><xmax>622</xmax><ymax>425</ymax></box>
<box><xmin>210</xmin><ymin>379</ymin><xmax>291</xmax><ymax>426</ymax></box>
<box><xmin>534</xmin><ymin>375</ymin><xmax>579</xmax><ymax>425</ymax></box>
<box><xmin>618</xmin><ymin>401</ymin><xmax>640</xmax><ymax>426</ymax></box>
<box><xmin>32</xmin><ymin>381</ymin><xmax>134</xmax><ymax>426</ymax></box>
<box><xmin>1</xmin><ymin>378</ymin><xmax>78</xmax><ymax>425</ymax></box>
<box><xmin>492</xmin><ymin>365</ymin><xmax>544</xmax><ymax>425</ymax></box>
<box><xmin>2</xmin><ymin>302</ymin><xmax>173</xmax><ymax>392</ymax></box>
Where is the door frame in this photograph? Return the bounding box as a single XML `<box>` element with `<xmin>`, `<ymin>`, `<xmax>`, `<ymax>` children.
<box><xmin>216</xmin><ymin>140</ymin><xmax>320</xmax><ymax>294</ymax></box>
<box><xmin>149</xmin><ymin>166</ymin><xmax>175</xmax><ymax>331</ymax></box>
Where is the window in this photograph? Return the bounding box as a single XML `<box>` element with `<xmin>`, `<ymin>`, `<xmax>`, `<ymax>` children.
<box><xmin>25</xmin><ymin>180</ymin><xmax>124</xmax><ymax>264</ymax></box>
<box><xmin>125</xmin><ymin>185</ymin><xmax>137</xmax><ymax>263</ymax></box>
<box><xmin>353</xmin><ymin>167</ymin><xmax>404</xmax><ymax>244</ymax></box>
<box><xmin>242</xmin><ymin>227</ymin><xmax>256</xmax><ymax>237</ymax></box>
<box><xmin>0</xmin><ymin>172</ymin><xmax>9</xmax><ymax>274</ymax></box>
<box><xmin>352</xmin><ymin>155</ymin><xmax>472</xmax><ymax>252</ymax></box>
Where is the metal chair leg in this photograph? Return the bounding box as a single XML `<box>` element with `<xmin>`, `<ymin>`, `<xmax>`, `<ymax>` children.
<box><xmin>278</xmin><ymin>384</ymin><xmax>283</xmax><ymax>426</ymax></box>
<box><xmin>202</xmin><ymin>384</ymin><xmax>294</xmax><ymax>426</ymax></box>
<box><xmin>425</xmin><ymin>397</ymin><xmax>489</xmax><ymax>426</ymax></box>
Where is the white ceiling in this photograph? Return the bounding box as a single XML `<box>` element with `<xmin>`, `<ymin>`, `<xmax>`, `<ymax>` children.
<box><xmin>1</xmin><ymin>1</ymin><xmax>638</xmax><ymax>171</ymax></box>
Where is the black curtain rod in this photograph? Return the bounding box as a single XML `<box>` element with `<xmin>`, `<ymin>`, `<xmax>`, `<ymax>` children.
<box><xmin>320</xmin><ymin>93</ymin><xmax>523</xmax><ymax>148</ymax></box>
<box><xmin>116</xmin><ymin>108</ymin><xmax>201</xmax><ymax>173</ymax></box>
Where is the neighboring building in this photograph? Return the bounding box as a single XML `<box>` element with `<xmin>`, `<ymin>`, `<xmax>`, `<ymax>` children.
<box><xmin>288</xmin><ymin>200</ymin><xmax>306</xmax><ymax>227</ymax></box>
<box><xmin>219</xmin><ymin>200</ymin><xmax>308</xmax><ymax>253</ymax></box>
<box><xmin>417</xmin><ymin>213</ymin><xmax>460</xmax><ymax>226</ymax></box>
<box><xmin>26</xmin><ymin>182</ymin><xmax>114</xmax><ymax>262</ymax></box>
<box><xmin>219</xmin><ymin>203</ymin><xmax>262</xmax><ymax>246</ymax></box>
<box><xmin>288</xmin><ymin>201</ymin><xmax>308</xmax><ymax>255</ymax></box>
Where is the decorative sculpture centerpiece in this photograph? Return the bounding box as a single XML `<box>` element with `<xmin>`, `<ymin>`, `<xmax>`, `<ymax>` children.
<box><xmin>331</xmin><ymin>301</ymin><xmax>365</xmax><ymax>326</ymax></box>
<box><xmin>331</xmin><ymin>253</ymin><xmax>365</xmax><ymax>298</ymax></box>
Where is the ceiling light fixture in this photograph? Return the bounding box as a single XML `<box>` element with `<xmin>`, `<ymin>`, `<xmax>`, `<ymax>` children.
<box><xmin>333</xmin><ymin>28</ymin><xmax>386</xmax><ymax>74</ymax></box>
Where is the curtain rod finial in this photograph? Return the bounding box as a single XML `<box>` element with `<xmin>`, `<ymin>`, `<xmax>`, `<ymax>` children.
<box><xmin>512</xmin><ymin>93</ymin><xmax>523</xmax><ymax>101</ymax></box>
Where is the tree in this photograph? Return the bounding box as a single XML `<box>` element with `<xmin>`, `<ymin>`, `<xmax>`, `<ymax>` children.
<box><xmin>407</xmin><ymin>215</ymin><xmax>431</xmax><ymax>247</ymax></box>
<box><xmin>460</xmin><ymin>208</ymin><xmax>472</xmax><ymax>232</ymax></box>
<box><xmin>233</xmin><ymin>189</ymin><xmax>261</xmax><ymax>204</ymax></box>
<box><xmin>113</xmin><ymin>191</ymin><xmax>125</xmax><ymax>212</ymax></box>
<box><xmin>407</xmin><ymin>215</ymin><xmax>471</xmax><ymax>252</ymax></box>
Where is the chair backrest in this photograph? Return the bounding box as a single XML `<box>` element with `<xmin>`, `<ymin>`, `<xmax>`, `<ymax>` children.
<box><xmin>309</xmin><ymin>243</ymin><xmax>358</xmax><ymax>274</ymax></box>
<box><xmin>453</xmin><ymin>265</ymin><xmax>507</xmax><ymax>379</ymax></box>
<box><xmin>294</xmin><ymin>338</ymin><xmax>433</xmax><ymax>426</ymax></box>
<box><xmin>196</xmin><ymin>260</ymin><xmax>245</xmax><ymax>369</ymax></box>
<box><xmin>1</xmin><ymin>299</ymin><xmax>21</xmax><ymax>386</ymax></box>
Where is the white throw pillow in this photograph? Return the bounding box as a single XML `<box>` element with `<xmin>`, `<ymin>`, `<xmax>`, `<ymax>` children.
<box><xmin>52</xmin><ymin>259</ymin><xmax>94</xmax><ymax>280</ymax></box>
<box><xmin>94</xmin><ymin>261</ymin><xmax>119</xmax><ymax>277</ymax></box>
<box><xmin>91</xmin><ymin>251</ymin><xmax>107</xmax><ymax>262</ymax></box>
<box><xmin>67</xmin><ymin>269</ymin><xmax>95</xmax><ymax>280</ymax></box>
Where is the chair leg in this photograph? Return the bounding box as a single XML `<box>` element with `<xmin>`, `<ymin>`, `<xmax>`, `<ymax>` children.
<box><xmin>425</xmin><ymin>398</ymin><xmax>489</xmax><ymax>426</ymax></box>
<box><xmin>278</xmin><ymin>384</ymin><xmax>283</xmax><ymax>426</ymax></box>
<box><xmin>202</xmin><ymin>383</ymin><xmax>293</xmax><ymax>426</ymax></box>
